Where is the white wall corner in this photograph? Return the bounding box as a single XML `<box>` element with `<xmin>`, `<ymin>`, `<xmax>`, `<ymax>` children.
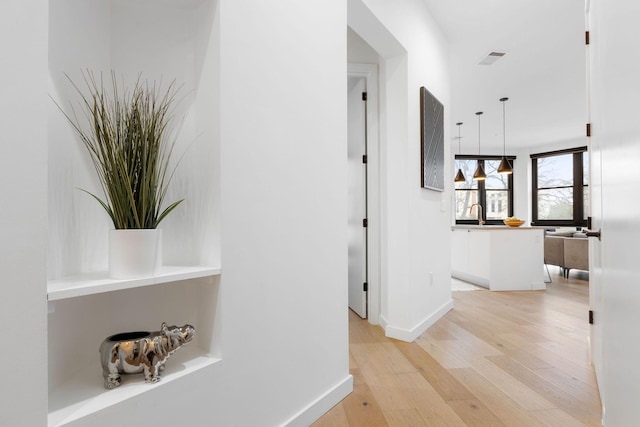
<box><xmin>532</xmin><ymin>281</ymin><xmax>546</xmax><ymax>291</ymax></box>
<box><xmin>282</xmin><ymin>375</ymin><xmax>353</xmax><ymax>427</ymax></box>
<box><xmin>384</xmin><ymin>299</ymin><xmax>454</xmax><ymax>342</ymax></box>
<box><xmin>379</xmin><ymin>314</ymin><xmax>389</xmax><ymax>331</ymax></box>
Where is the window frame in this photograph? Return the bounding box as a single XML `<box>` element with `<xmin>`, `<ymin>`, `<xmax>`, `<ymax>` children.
<box><xmin>531</xmin><ymin>146</ymin><xmax>588</xmax><ymax>227</ymax></box>
<box><xmin>454</xmin><ymin>155</ymin><xmax>515</xmax><ymax>225</ymax></box>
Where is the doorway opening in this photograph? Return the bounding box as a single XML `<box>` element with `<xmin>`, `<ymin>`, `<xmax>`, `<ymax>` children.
<box><xmin>347</xmin><ymin>59</ymin><xmax>379</xmax><ymax>324</ymax></box>
<box><xmin>347</xmin><ymin>75</ymin><xmax>368</xmax><ymax>319</ymax></box>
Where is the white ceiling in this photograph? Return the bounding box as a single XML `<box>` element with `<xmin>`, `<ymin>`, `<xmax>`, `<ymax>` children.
<box><xmin>422</xmin><ymin>0</ymin><xmax>587</xmax><ymax>151</ymax></box>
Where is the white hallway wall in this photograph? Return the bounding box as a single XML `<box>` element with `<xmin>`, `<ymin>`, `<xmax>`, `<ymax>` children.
<box><xmin>2</xmin><ymin>0</ymin><xmax>457</xmax><ymax>424</ymax></box>
<box><xmin>0</xmin><ymin>0</ymin><xmax>49</xmax><ymax>426</ymax></box>
<box><xmin>349</xmin><ymin>0</ymin><xmax>453</xmax><ymax>340</ymax></box>
<box><xmin>218</xmin><ymin>0</ymin><xmax>351</xmax><ymax>425</ymax></box>
<box><xmin>2</xmin><ymin>0</ymin><xmax>350</xmax><ymax>425</ymax></box>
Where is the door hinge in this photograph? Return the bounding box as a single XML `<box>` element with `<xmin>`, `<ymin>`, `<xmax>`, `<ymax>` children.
<box><xmin>586</xmin><ymin>123</ymin><xmax>591</xmax><ymax>137</ymax></box>
<box><xmin>363</xmin><ymin>282</ymin><xmax>368</xmax><ymax>292</ymax></box>
<box><xmin>589</xmin><ymin>310</ymin><xmax>594</xmax><ymax>325</ymax></box>
<box><xmin>585</xmin><ymin>31</ymin><xmax>590</xmax><ymax>45</ymax></box>
<box><xmin>362</xmin><ymin>154</ymin><xmax>368</xmax><ymax>164</ymax></box>
<box><xmin>363</xmin><ymin>218</ymin><xmax>368</xmax><ymax>228</ymax></box>
<box><xmin>362</xmin><ymin>92</ymin><xmax>367</xmax><ymax>101</ymax></box>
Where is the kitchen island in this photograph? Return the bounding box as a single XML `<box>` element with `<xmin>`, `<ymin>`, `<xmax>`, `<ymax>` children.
<box><xmin>451</xmin><ymin>225</ymin><xmax>545</xmax><ymax>291</ymax></box>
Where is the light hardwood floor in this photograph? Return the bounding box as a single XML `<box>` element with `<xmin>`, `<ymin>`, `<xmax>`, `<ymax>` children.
<box><xmin>313</xmin><ymin>269</ymin><xmax>602</xmax><ymax>426</ymax></box>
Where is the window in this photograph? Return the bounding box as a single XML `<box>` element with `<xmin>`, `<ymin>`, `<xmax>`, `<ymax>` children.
<box><xmin>455</xmin><ymin>156</ymin><xmax>514</xmax><ymax>225</ymax></box>
<box><xmin>531</xmin><ymin>146</ymin><xmax>588</xmax><ymax>227</ymax></box>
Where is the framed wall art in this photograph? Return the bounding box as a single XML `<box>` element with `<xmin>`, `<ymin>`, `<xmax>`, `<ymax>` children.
<box><xmin>420</xmin><ymin>86</ymin><xmax>445</xmax><ymax>191</ymax></box>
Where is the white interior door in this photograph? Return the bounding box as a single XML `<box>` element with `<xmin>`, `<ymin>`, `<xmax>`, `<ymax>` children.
<box><xmin>588</xmin><ymin>1</ymin><xmax>640</xmax><ymax>423</ymax></box>
<box><xmin>347</xmin><ymin>76</ymin><xmax>367</xmax><ymax>318</ymax></box>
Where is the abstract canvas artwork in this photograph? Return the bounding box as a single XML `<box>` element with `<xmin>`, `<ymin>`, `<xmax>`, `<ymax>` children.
<box><xmin>420</xmin><ymin>86</ymin><xmax>445</xmax><ymax>191</ymax></box>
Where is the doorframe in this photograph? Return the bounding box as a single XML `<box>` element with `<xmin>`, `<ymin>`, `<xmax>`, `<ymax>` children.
<box><xmin>585</xmin><ymin>0</ymin><xmax>605</xmax><ymax>414</ymax></box>
<box><xmin>348</xmin><ymin>62</ymin><xmax>380</xmax><ymax>325</ymax></box>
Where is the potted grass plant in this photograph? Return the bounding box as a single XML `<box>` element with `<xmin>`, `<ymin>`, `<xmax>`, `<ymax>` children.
<box><xmin>57</xmin><ymin>71</ymin><xmax>185</xmax><ymax>279</ymax></box>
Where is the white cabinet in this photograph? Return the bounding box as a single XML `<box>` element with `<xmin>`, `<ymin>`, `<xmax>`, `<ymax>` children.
<box><xmin>451</xmin><ymin>227</ymin><xmax>490</xmax><ymax>287</ymax></box>
<box><xmin>47</xmin><ymin>1</ymin><xmax>221</xmax><ymax>425</ymax></box>
<box><xmin>468</xmin><ymin>231</ymin><xmax>491</xmax><ymax>284</ymax></box>
<box><xmin>451</xmin><ymin>227</ymin><xmax>545</xmax><ymax>291</ymax></box>
<box><xmin>451</xmin><ymin>226</ymin><xmax>469</xmax><ymax>274</ymax></box>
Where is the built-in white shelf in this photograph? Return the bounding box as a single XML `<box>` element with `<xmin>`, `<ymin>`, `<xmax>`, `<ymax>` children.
<box><xmin>48</xmin><ymin>266</ymin><xmax>221</xmax><ymax>301</ymax></box>
<box><xmin>46</xmin><ymin>0</ymin><xmax>221</xmax><ymax>423</ymax></box>
<box><xmin>48</xmin><ymin>346</ymin><xmax>221</xmax><ymax>427</ymax></box>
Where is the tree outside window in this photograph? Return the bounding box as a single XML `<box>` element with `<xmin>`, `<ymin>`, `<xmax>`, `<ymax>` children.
<box><xmin>455</xmin><ymin>156</ymin><xmax>514</xmax><ymax>224</ymax></box>
<box><xmin>531</xmin><ymin>147</ymin><xmax>588</xmax><ymax>227</ymax></box>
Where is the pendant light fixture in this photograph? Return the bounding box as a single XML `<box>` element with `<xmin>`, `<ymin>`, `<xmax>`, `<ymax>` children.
<box><xmin>473</xmin><ymin>111</ymin><xmax>486</xmax><ymax>180</ymax></box>
<box><xmin>497</xmin><ymin>97</ymin><xmax>513</xmax><ymax>174</ymax></box>
<box><xmin>454</xmin><ymin>122</ymin><xmax>466</xmax><ymax>183</ymax></box>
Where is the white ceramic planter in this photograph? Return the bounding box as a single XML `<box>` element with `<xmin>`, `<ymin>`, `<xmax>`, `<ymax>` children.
<box><xmin>109</xmin><ymin>229</ymin><xmax>162</xmax><ymax>279</ymax></box>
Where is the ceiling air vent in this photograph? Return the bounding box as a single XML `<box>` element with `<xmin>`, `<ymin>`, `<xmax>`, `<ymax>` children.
<box><xmin>478</xmin><ymin>51</ymin><xmax>506</xmax><ymax>66</ymax></box>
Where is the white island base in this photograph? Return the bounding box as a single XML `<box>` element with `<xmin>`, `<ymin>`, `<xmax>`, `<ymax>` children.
<box><xmin>451</xmin><ymin>226</ymin><xmax>546</xmax><ymax>291</ymax></box>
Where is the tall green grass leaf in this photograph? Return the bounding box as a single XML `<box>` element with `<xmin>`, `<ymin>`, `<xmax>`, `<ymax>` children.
<box><xmin>54</xmin><ymin>70</ymin><xmax>185</xmax><ymax>229</ymax></box>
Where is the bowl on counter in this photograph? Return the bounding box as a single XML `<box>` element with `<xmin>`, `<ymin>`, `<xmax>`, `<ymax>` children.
<box><xmin>503</xmin><ymin>219</ymin><xmax>525</xmax><ymax>227</ymax></box>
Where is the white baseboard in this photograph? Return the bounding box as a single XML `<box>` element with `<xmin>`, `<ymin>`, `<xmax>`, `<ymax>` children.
<box><xmin>383</xmin><ymin>299</ymin><xmax>454</xmax><ymax>342</ymax></box>
<box><xmin>282</xmin><ymin>375</ymin><xmax>353</xmax><ymax>427</ymax></box>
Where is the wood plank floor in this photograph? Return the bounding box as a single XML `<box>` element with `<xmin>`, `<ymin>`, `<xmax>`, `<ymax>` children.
<box><xmin>313</xmin><ymin>269</ymin><xmax>602</xmax><ymax>426</ymax></box>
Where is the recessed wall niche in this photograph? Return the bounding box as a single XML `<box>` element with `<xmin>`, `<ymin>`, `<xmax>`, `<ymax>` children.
<box><xmin>48</xmin><ymin>0</ymin><xmax>220</xmax><ymax>278</ymax></box>
<box><xmin>47</xmin><ymin>0</ymin><xmax>221</xmax><ymax>425</ymax></box>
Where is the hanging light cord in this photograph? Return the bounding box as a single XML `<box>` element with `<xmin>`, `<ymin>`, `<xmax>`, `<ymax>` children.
<box><xmin>501</xmin><ymin>97</ymin><xmax>508</xmax><ymax>156</ymax></box>
<box><xmin>476</xmin><ymin>112</ymin><xmax>483</xmax><ymax>155</ymax></box>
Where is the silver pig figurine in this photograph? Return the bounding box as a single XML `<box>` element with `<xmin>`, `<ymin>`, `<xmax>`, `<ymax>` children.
<box><xmin>99</xmin><ymin>322</ymin><xmax>195</xmax><ymax>389</ymax></box>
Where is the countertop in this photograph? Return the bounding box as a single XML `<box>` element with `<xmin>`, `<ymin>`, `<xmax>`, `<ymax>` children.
<box><xmin>451</xmin><ymin>225</ymin><xmax>546</xmax><ymax>230</ymax></box>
